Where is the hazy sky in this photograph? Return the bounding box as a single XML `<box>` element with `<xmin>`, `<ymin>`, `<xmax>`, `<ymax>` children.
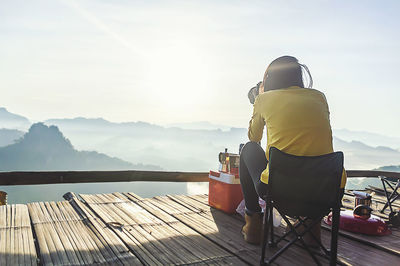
<box><xmin>1</xmin><ymin>0</ymin><xmax>399</xmax><ymax>136</ymax></box>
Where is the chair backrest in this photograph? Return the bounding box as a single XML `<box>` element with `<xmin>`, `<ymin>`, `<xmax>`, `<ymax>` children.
<box><xmin>268</xmin><ymin>147</ymin><xmax>343</xmax><ymax>218</ymax></box>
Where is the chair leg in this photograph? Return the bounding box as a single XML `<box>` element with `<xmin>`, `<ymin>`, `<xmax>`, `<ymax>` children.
<box><xmin>387</xmin><ymin>181</ymin><xmax>400</xmax><ymax>213</ymax></box>
<box><xmin>380</xmin><ymin>177</ymin><xmax>393</xmax><ymax>213</ymax></box>
<box><xmin>291</xmin><ymin>217</ymin><xmax>322</xmax><ymax>266</ymax></box>
<box><xmin>380</xmin><ymin>177</ymin><xmax>400</xmax><ymax>214</ymax></box>
<box><xmin>297</xmin><ymin>237</ymin><xmax>322</xmax><ymax>266</ymax></box>
<box><xmin>329</xmin><ymin>206</ymin><xmax>340</xmax><ymax>266</ymax></box>
<box><xmin>269</xmin><ymin>206</ymin><xmax>276</xmax><ymax>247</ymax></box>
<box><xmin>298</xmin><ymin>217</ymin><xmax>329</xmax><ymax>255</ymax></box>
<box><xmin>273</xmin><ymin>213</ymin><xmax>322</xmax><ymax>265</ymax></box>
<box><xmin>260</xmin><ymin>204</ymin><xmax>270</xmax><ymax>265</ymax></box>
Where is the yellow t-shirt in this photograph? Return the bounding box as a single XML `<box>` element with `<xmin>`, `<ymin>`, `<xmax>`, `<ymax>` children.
<box><xmin>248</xmin><ymin>86</ymin><xmax>347</xmax><ymax>188</ymax></box>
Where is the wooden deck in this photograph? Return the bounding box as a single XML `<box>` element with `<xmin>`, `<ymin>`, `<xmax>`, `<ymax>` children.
<box><xmin>0</xmin><ymin>192</ymin><xmax>399</xmax><ymax>265</ymax></box>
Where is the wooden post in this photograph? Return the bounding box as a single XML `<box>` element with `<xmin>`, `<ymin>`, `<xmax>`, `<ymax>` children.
<box><xmin>0</xmin><ymin>191</ymin><xmax>7</xmax><ymax>205</ymax></box>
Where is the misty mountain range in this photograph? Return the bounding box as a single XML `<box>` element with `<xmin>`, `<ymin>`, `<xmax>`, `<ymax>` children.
<box><xmin>0</xmin><ymin>107</ymin><xmax>31</xmax><ymax>131</ymax></box>
<box><xmin>1</xmin><ymin>107</ymin><xmax>400</xmax><ymax>171</ymax></box>
<box><xmin>0</xmin><ymin>128</ymin><xmax>24</xmax><ymax>147</ymax></box>
<box><xmin>333</xmin><ymin>128</ymin><xmax>400</xmax><ymax>150</ymax></box>
<box><xmin>0</xmin><ymin>123</ymin><xmax>161</xmax><ymax>171</ymax></box>
<box><xmin>377</xmin><ymin>165</ymin><xmax>400</xmax><ymax>172</ymax></box>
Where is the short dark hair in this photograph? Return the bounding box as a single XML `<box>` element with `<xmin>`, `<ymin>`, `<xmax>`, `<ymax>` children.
<box><xmin>263</xmin><ymin>56</ymin><xmax>305</xmax><ymax>91</ymax></box>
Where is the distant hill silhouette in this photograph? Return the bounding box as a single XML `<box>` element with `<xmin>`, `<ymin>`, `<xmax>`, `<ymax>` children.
<box><xmin>376</xmin><ymin>165</ymin><xmax>400</xmax><ymax>172</ymax></box>
<box><xmin>0</xmin><ymin>129</ymin><xmax>24</xmax><ymax>147</ymax></box>
<box><xmin>45</xmin><ymin>117</ymin><xmax>163</xmax><ymax>132</ymax></box>
<box><xmin>0</xmin><ymin>107</ymin><xmax>30</xmax><ymax>130</ymax></box>
<box><xmin>0</xmin><ymin>123</ymin><xmax>161</xmax><ymax>171</ymax></box>
<box><xmin>333</xmin><ymin>137</ymin><xmax>400</xmax><ymax>169</ymax></box>
<box><xmin>333</xmin><ymin>128</ymin><xmax>400</xmax><ymax>149</ymax></box>
<box><xmin>166</xmin><ymin>121</ymin><xmax>232</xmax><ymax>131</ymax></box>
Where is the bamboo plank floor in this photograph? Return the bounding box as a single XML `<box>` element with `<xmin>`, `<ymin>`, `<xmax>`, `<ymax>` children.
<box><xmin>0</xmin><ymin>192</ymin><xmax>399</xmax><ymax>265</ymax></box>
<box><xmin>0</xmin><ymin>204</ymin><xmax>37</xmax><ymax>265</ymax></box>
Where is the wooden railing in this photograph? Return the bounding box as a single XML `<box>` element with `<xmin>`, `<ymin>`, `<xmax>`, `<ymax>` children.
<box><xmin>0</xmin><ymin>170</ymin><xmax>399</xmax><ymax>186</ymax></box>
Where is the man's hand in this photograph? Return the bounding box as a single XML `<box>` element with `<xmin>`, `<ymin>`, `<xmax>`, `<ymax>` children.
<box><xmin>248</xmin><ymin>81</ymin><xmax>262</xmax><ymax>104</ymax></box>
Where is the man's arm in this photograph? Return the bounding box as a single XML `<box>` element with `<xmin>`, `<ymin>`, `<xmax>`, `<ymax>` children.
<box><xmin>248</xmin><ymin>97</ymin><xmax>265</xmax><ymax>142</ymax></box>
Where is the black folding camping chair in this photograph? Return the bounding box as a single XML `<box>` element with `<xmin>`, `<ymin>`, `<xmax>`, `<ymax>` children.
<box><xmin>379</xmin><ymin>176</ymin><xmax>400</xmax><ymax>215</ymax></box>
<box><xmin>260</xmin><ymin>147</ymin><xmax>343</xmax><ymax>266</ymax></box>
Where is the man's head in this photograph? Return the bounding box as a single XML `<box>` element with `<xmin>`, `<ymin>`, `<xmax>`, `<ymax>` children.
<box><xmin>262</xmin><ymin>56</ymin><xmax>311</xmax><ymax>92</ymax></box>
